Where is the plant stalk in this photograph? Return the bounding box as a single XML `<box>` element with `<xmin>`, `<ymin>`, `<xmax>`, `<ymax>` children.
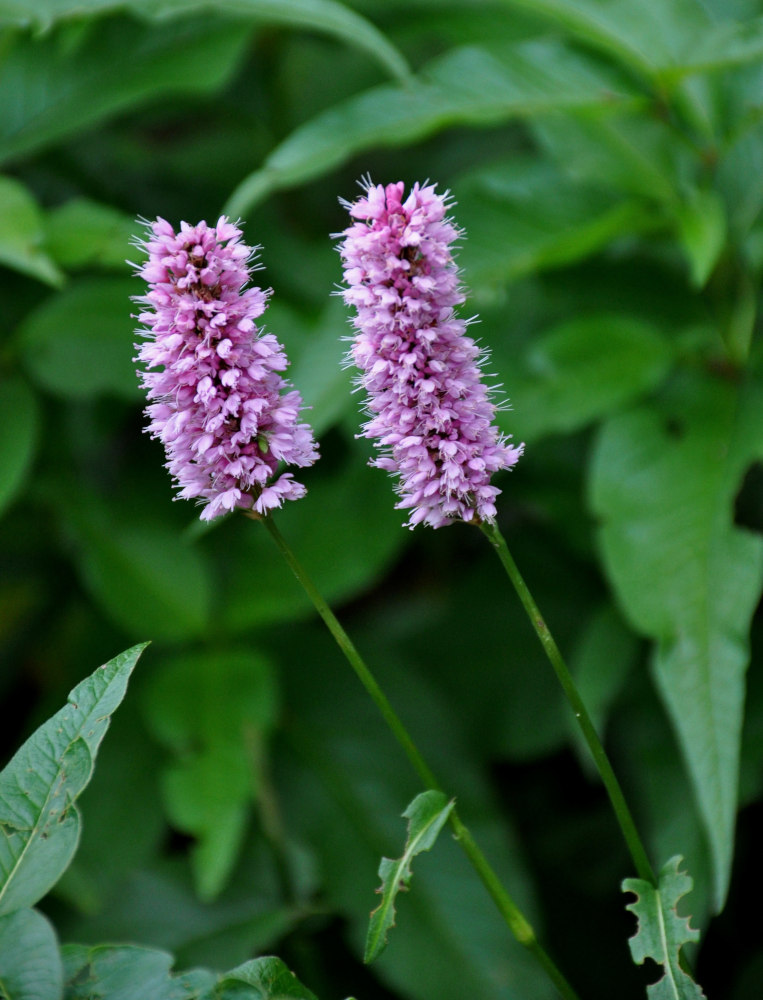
<box><xmin>479</xmin><ymin>519</ymin><xmax>656</xmax><ymax>885</ymax></box>
<box><xmin>251</xmin><ymin>511</ymin><xmax>581</xmax><ymax>1000</ymax></box>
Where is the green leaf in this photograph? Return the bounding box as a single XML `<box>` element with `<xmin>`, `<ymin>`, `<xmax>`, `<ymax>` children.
<box><xmin>365</xmin><ymin>790</ymin><xmax>454</xmax><ymax>963</ymax></box>
<box><xmin>0</xmin><ymin>0</ymin><xmax>410</xmax><ymax>83</ymax></box>
<box><xmin>455</xmin><ymin>156</ymin><xmax>653</xmax><ymax>294</ymax></box>
<box><xmin>507</xmin><ymin>314</ymin><xmax>673</xmax><ymax>443</ymax></box>
<box><xmin>0</xmin><ymin>376</ymin><xmax>39</xmax><ymax>519</ymax></box>
<box><xmin>61</xmin><ymin>943</ymin><xmax>215</xmax><ymax>1000</ymax></box>
<box><xmin>0</xmin><ymin>908</ymin><xmax>63</xmax><ymax>1000</ymax></box>
<box><xmin>0</xmin><ymin>644</ymin><xmax>147</xmax><ymax>915</ymax></box>
<box><xmin>224</xmin><ymin>41</ymin><xmax>638</xmax><ymax>216</ymax></box>
<box><xmin>45</xmin><ymin>198</ymin><xmax>135</xmax><ymax>272</ymax></box>
<box><xmin>0</xmin><ymin>16</ymin><xmax>251</xmax><ymax>165</ymax></box>
<box><xmin>675</xmin><ymin>190</ymin><xmax>726</xmax><ymax>288</ymax></box>
<box><xmin>143</xmin><ymin>649</ymin><xmax>278</xmax><ymax>900</ymax></box>
<box><xmin>623</xmin><ymin>856</ymin><xmax>706</xmax><ymax>999</ymax></box>
<box><xmin>590</xmin><ymin>377</ymin><xmax>763</xmax><ymax>907</ymax></box>
<box><xmin>17</xmin><ymin>277</ymin><xmax>140</xmax><ymax>400</ymax></box>
<box><xmin>216</xmin><ymin>956</ymin><xmax>318</xmax><ymax>1000</ymax></box>
<box><xmin>0</xmin><ymin>176</ymin><xmax>63</xmax><ymax>287</ymax></box>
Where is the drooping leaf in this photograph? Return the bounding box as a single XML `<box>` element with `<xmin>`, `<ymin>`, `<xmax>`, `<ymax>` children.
<box><xmin>623</xmin><ymin>856</ymin><xmax>706</xmax><ymax>999</ymax></box>
<box><xmin>216</xmin><ymin>956</ymin><xmax>318</xmax><ymax>1000</ymax></box>
<box><xmin>0</xmin><ymin>176</ymin><xmax>63</xmax><ymax>287</ymax></box>
<box><xmin>17</xmin><ymin>277</ymin><xmax>141</xmax><ymax>400</ymax></box>
<box><xmin>365</xmin><ymin>790</ymin><xmax>455</xmax><ymax>963</ymax></box>
<box><xmin>0</xmin><ymin>644</ymin><xmax>147</xmax><ymax>915</ymax></box>
<box><xmin>61</xmin><ymin>943</ymin><xmax>216</xmax><ymax>1000</ymax></box>
<box><xmin>224</xmin><ymin>40</ymin><xmax>638</xmax><ymax>216</ymax></box>
<box><xmin>590</xmin><ymin>377</ymin><xmax>763</xmax><ymax>907</ymax></box>
<box><xmin>674</xmin><ymin>189</ymin><xmax>726</xmax><ymax>288</ymax></box>
<box><xmin>0</xmin><ymin>908</ymin><xmax>63</xmax><ymax>1000</ymax></box>
<box><xmin>0</xmin><ymin>375</ymin><xmax>39</xmax><ymax>519</ymax></box>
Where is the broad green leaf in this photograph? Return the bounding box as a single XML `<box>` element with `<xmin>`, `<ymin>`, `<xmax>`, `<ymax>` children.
<box><xmin>365</xmin><ymin>790</ymin><xmax>454</xmax><ymax>963</ymax></box>
<box><xmin>0</xmin><ymin>0</ymin><xmax>409</xmax><ymax>83</ymax></box>
<box><xmin>675</xmin><ymin>190</ymin><xmax>726</xmax><ymax>288</ymax></box>
<box><xmin>668</xmin><ymin>15</ymin><xmax>763</xmax><ymax>79</ymax></box>
<box><xmin>225</xmin><ymin>41</ymin><xmax>638</xmax><ymax>216</ymax></box>
<box><xmin>216</xmin><ymin>957</ymin><xmax>318</xmax><ymax>1000</ymax></box>
<box><xmin>455</xmin><ymin>156</ymin><xmax>653</xmax><ymax>294</ymax></box>
<box><xmin>0</xmin><ymin>16</ymin><xmax>251</xmax><ymax>165</ymax></box>
<box><xmin>45</xmin><ymin>198</ymin><xmax>135</xmax><ymax>272</ymax></box>
<box><xmin>0</xmin><ymin>644</ymin><xmax>146</xmax><ymax>914</ymax></box>
<box><xmin>0</xmin><ymin>376</ymin><xmax>39</xmax><ymax>518</ymax></box>
<box><xmin>507</xmin><ymin>314</ymin><xmax>673</xmax><ymax>443</ymax></box>
<box><xmin>64</xmin><ymin>496</ymin><xmax>212</xmax><ymax>641</ymax></box>
<box><xmin>143</xmin><ymin>649</ymin><xmax>277</xmax><ymax>900</ymax></box>
<box><xmin>590</xmin><ymin>377</ymin><xmax>763</xmax><ymax>907</ymax></box>
<box><xmin>61</xmin><ymin>943</ymin><xmax>215</xmax><ymax>1000</ymax></box>
<box><xmin>623</xmin><ymin>856</ymin><xmax>706</xmax><ymax>999</ymax></box>
<box><xmin>0</xmin><ymin>176</ymin><xmax>62</xmax><ymax>287</ymax></box>
<box><xmin>17</xmin><ymin>278</ymin><xmax>140</xmax><ymax>400</ymax></box>
<box><xmin>0</xmin><ymin>908</ymin><xmax>63</xmax><ymax>1000</ymax></box>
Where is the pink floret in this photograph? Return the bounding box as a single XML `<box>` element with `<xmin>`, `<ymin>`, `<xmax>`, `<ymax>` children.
<box><xmin>134</xmin><ymin>216</ymin><xmax>318</xmax><ymax>520</ymax></box>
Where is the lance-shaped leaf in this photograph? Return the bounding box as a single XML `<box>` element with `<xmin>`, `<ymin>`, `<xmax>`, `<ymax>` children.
<box><xmin>623</xmin><ymin>856</ymin><xmax>706</xmax><ymax>999</ymax></box>
<box><xmin>0</xmin><ymin>644</ymin><xmax>147</xmax><ymax>915</ymax></box>
<box><xmin>365</xmin><ymin>790</ymin><xmax>454</xmax><ymax>963</ymax></box>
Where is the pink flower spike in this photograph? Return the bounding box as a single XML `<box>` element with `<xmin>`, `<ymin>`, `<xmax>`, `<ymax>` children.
<box><xmin>337</xmin><ymin>180</ymin><xmax>523</xmax><ymax>529</ymax></box>
<box><xmin>134</xmin><ymin>217</ymin><xmax>318</xmax><ymax>520</ymax></box>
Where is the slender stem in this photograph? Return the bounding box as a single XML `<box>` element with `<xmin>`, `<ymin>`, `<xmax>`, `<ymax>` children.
<box><xmin>251</xmin><ymin>512</ymin><xmax>581</xmax><ymax>1000</ymax></box>
<box><xmin>480</xmin><ymin>520</ymin><xmax>656</xmax><ymax>885</ymax></box>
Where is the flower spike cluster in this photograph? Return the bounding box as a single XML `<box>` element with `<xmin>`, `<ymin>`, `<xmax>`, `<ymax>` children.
<box><xmin>338</xmin><ymin>180</ymin><xmax>523</xmax><ymax>528</ymax></box>
<box><xmin>134</xmin><ymin>217</ymin><xmax>318</xmax><ymax>521</ymax></box>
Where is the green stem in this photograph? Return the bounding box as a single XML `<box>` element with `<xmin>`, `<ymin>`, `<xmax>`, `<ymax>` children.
<box><xmin>480</xmin><ymin>520</ymin><xmax>656</xmax><ymax>885</ymax></box>
<box><xmin>252</xmin><ymin>512</ymin><xmax>581</xmax><ymax>1000</ymax></box>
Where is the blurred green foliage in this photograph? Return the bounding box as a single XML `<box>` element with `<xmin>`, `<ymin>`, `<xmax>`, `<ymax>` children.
<box><xmin>1</xmin><ymin>1</ymin><xmax>762</xmax><ymax>997</ymax></box>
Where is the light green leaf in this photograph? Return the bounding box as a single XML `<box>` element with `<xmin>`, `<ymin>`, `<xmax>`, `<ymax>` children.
<box><xmin>0</xmin><ymin>176</ymin><xmax>63</xmax><ymax>287</ymax></box>
<box><xmin>61</xmin><ymin>943</ymin><xmax>216</xmax><ymax>1000</ymax></box>
<box><xmin>365</xmin><ymin>790</ymin><xmax>454</xmax><ymax>963</ymax></box>
<box><xmin>0</xmin><ymin>644</ymin><xmax>147</xmax><ymax>915</ymax></box>
<box><xmin>0</xmin><ymin>16</ymin><xmax>251</xmax><ymax>165</ymax></box>
<box><xmin>675</xmin><ymin>190</ymin><xmax>726</xmax><ymax>288</ymax></box>
<box><xmin>225</xmin><ymin>40</ymin><xmax>637</xmax><ymax>216</ymax></box>
<box><xmin>0</xmin><ymin>908</ymin><xmax>63</xmax><ymax>1000</ymax></box>
<box><xmin>590</xmin><ymin>378</ymin><xmax>763</xmax><ymax>907</ymax></box>
<box><xmin>143</xmin><ymin>649</ymin><xmax>277</xmax><ymax>900</ymax></box>
<box><xmin>456</xmin><ymin>156</ymin><xmax>653</xmax><ymax>294</ymax></box>
<box><xmin>0</xmin><ymin>376</ymin><xmax>39</xmax><ymax>519</ymax></box>
<box><xmin>17</xmin><ymin>277</ymin><xmax>140</xmax><ymax>400</ymax></box>
<box><xmin>45</xmin><ymin>198</ymin><xmax>135</xmax><ymax>272</ymax></box>
<box><xmin>508</xmin><ymin>314</ymin><xmax>673</xmax><ymax>443</ymax></box>
<box><xmin>0</xmin><ymin>0</ymin><xmax>409</xmax><ymax>83</ymax></box>
<box><xmin>623</xmin><ymin>856</ymin><xmax>706</xmax><ymax>999</ymax></box>
<box><xmin>217</xmin><ymin>956</ymin><xmax>318</xmax><ymax>1000</ymax></box>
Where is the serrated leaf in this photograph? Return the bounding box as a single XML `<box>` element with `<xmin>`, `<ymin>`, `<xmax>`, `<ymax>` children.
<box><xmin>0</xmin><ymin>176</ymin><xmax>63</xmax><ymax>287</ymax></box>
<box><xmin>675</xmin><ymin>190</ymin><xmax>726</xmax><ymax>288</ymax></box>
<box><xmin>17</xmin><ymin>277</ymin><xmax>140</xmax><ymax>400</ymax></box>
<box><xmin>0</xmin><ymin>644</ymin><xmax>147</xmax><ymax>914</ymax></box>
<box><xmin>0</xmin><ymin>16</ymin><xmax>251</xmax><ymax>165</ymax></box>
<box><xmin>623</xmin><ymin>856</ymin><xmax>706</xmax><ymax>999</ymax></box>
<box><xmin>590</xmin><ymin>378</ymin><xmax>763</xmax><ymax>907</ymax></box>
<box><xmin>365</xmin><ymin>790</ymin><xmax>454</xmax><ymax>963</ymax></box>
<box><xmin>0</xmin><ymin>375</ymin><xmax>39</xmax><ymax>519</ymax></box>
<box><xmin>225</xmin><ymin>40</ymin><xmax>637</xmax><ymax>215</ymax></box>
<box><xmin>61</xmin><ymin>943</ymin><xmax>216</xmax><ymax>1000</ymax></box>
<box><xmin>0</xmin><ymin>908</ymin><xmax>63</xmax><ymax>1000</ymax></box>
<box><xmin>216</xmin><ymin>956</ymin><xmax>318</xmax><ymax>1000</ymax></box>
